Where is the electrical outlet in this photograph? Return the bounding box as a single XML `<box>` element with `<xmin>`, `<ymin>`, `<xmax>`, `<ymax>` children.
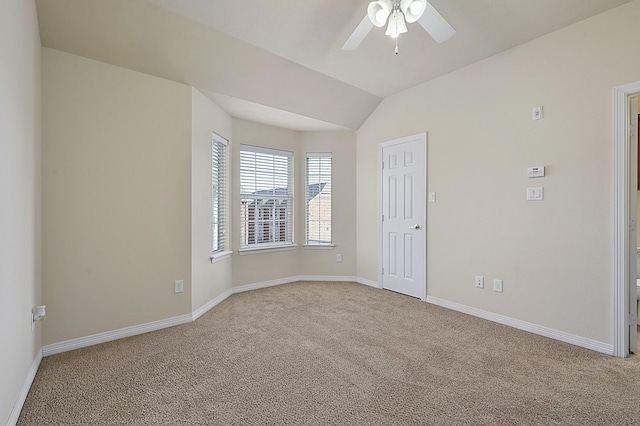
<box><xmin>493</xmin><ymin>279</ymin><xmax>503</xmax><ymax>293</ymax></box>
<box><xmin>475</xmin><ymin>276</ymin><xmax>484</xmax><ymax>289</ymax></box>
<box><xmin>532</xmin><ymin>106</ymin><xmax>543</xmax><ymax>120</ymax></box>
<box><xmin>337</xmin><ymin>254</ymin><xmax>343</xmax><ymax>262</ymax></box>
<box><xmin>174</xmin><ymin>280</ymin><xmax>184</xmax><ymax>294</ymax></box>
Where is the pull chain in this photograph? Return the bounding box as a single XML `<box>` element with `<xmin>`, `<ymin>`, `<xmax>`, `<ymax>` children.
<box><xmin>395</xmin><ymin>37</ymin><xmax>398</xmax><ymax>55</ymax></box>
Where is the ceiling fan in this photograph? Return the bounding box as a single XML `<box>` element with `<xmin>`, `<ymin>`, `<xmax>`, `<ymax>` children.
<box><xmin>342</xmin><ymin>0</ymin><xmax>456</xmax><ymax>53</ymax></box>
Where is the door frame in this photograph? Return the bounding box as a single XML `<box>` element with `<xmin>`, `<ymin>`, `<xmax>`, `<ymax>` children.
<box><xmin>378</xmin><ymin>132</ymin><xmax>428</xmax><ymax>301</ymax></box>
<box><xmin>613</xmin><ymin>81</ymin><xmax>640</xmax><ymax>357</ymax></box>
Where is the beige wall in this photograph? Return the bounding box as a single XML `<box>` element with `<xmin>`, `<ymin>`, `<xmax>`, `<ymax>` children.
<box><xmin>38</xmin><ymin>51</ymin><xmax>358</xmax><ymax>348</ymax></box>
<box><xmin>231</xmin><ymin>119</ymin><xmax>302</xmax><ymax>286</ymax></box>
<box><xmin>41</xmin><ymin>48</ymin><xmax>193</xmax><ymax>344</ymax></box>
<box><xmin>299</xmin><ymin>131</ymin><xmax>357</xmax><ymax>276</ymax></box>
<box><xmin>232</xmin><ymin>121</ymin><xmax>358</xmax><ymax>285</ymax></box>
<box><xmin>191</xmin><ymin>88</ymin><xmax>233</xmax><ymax>311</ymax></box>
<box><xmin>0</xmin><ymin>1</ymin><xmax>41</xmax><ymax>423</ymax></box>
<box><xmin>357</xmin><ymin>0</ymin><xmax>640</xmax><ymax>345</ymax></box>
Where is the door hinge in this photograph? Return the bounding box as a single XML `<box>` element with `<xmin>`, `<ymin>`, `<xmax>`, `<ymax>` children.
<box><xmin>381</xmin><ymin>214</ymin><xmax>384</xmax><ymax>222</ymax></box>
<box><xmin>382</xmin><ymin>267</ymin><xmax>384</xmax><ymax>275</ymax></box>
<box><xmin>629</xmin><ymin>313</ymin><xmax>638</xmax><ymax>326</ymax></box>
<box><xmin>630</xmin><ymin>219</ymin><xmax>637</xmax><ymax>232</ymax></box>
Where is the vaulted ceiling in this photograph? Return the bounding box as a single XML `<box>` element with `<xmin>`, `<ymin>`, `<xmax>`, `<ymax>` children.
<box><xmin>36</xmin><ymin>0</ymin><xmax>633</xmax><ymax>131</ymax></box>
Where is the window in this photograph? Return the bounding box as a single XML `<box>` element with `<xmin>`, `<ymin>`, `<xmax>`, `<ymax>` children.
<box><xmin>212</xmin><ymin>133</ymin><xmax>228</xmax><ymax>256</ymax></box>
<box><xmin>305</xmin><ymin>153</ymin><xmax>332</xmax><ymax>246</ymax></box>
<box><xmin>240</xmin><ymin>145</ymin><xmax>294</xmax><ymax>250</ymax></box>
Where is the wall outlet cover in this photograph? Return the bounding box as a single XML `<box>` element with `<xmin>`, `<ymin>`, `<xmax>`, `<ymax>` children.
<box><xmin>532</xmin><ymin>106</ymin><xmax>544</xmax><ymax>120</ymax></box>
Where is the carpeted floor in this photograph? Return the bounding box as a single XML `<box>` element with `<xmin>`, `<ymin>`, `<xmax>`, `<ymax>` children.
<box><xmin>17</xmin><ymin>282</ymin><xmax>640</xmax><ymax>425</ymax></box>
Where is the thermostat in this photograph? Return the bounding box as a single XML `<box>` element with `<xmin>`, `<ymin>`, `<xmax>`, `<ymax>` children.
<box><xmin>527</xmin><ymin>166</ymin><xmax>545</xmax><ymax>178</ymax></box>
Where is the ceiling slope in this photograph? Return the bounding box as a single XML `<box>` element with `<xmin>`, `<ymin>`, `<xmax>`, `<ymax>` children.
<box><xmin>36</xmin><ymin>0</ymin><xmax>634</xmax><ymax>131</ymax></box>
<box><xmin>36</xmin><ymin>0</ymin><xmax>381</xmax><ymax>130</ymax></box>
<box><xmin>145</xmin><ymin>0</ymin><xmax>634</xmax><ymax>98</ymax></box>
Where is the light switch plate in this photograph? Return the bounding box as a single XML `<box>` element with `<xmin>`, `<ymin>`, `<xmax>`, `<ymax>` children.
<box><xmin>527</xmin><ymin>187</ymin><xmax>544</xmax><ymax>201</ymax></box>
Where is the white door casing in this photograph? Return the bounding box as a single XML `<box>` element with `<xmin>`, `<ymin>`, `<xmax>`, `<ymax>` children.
<box><xmin>630</xmin><ymin>96</ymin><xmax>638</xmax><ymax>353</ymax></box>
<box><xmin>613</xmin><ymin>81</ymin><xmax>640</xmax><ymax>358</ymax></box>
<box><xmin>379</xmin><ymin>133</ymin><xmax>427</xmax><ymax>300</ymax></box>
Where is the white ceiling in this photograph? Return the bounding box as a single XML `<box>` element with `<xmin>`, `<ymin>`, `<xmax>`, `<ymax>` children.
<box><xmin>36</xmin><ymin>0</ymin><xmax>634</xmax><ymax>131</ymax></box>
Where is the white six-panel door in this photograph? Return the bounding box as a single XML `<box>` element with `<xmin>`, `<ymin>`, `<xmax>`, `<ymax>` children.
<box><xmin>380</xmin><ymin>134</ymin><xmax>426</xmax><ymax>300</ymax></box>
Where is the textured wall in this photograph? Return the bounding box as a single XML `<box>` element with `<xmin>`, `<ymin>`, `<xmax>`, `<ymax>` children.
<box><xmin>0</xmin><ymin>1</ymin><xmax>41</xmax><ymax>423</ymax></box>
<box><xmin>41</xmin><ymin>48</ymin><xmax>192</xmax><ymax>344</ymax></box>
<box><xmin>191</xmin><ymin>88</ymin><xmax>233</xmax><ymax>312</ymax></box>
<box><xmin>357</xmin><ymin>0</ymin><xmax>640</xmax><ymax>345</ymax></box>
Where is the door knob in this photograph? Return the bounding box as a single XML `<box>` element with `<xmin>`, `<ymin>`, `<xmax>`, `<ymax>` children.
<box><xmin>410</xmin><ymin>224</ymin><xmax>421</xmax><ymax>230</ymax></box>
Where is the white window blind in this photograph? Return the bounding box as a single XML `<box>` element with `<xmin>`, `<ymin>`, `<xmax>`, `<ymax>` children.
<box><xmin>212</xmin><ymin>133</ymin><xmax>228</xmax><ymax>254</ymax></box>
<box><xmin>306</xmin><ymin>153</ymin><xmax>332</xmax><ymax>245</ymax></box>
<box><xmin>240</xmin><ymin>145</ymin><xmax>294</xmax><ymax>248</ymax></box>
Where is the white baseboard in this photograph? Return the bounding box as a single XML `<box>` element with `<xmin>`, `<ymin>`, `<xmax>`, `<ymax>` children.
<box><xmin>40</xmin><ymin>279</ymin><xmax>613</xmax><ymax>360</ymax></box>
<box><xmin>192</xmin><ymin>289</ymin><xmax>233</xmax><ymax>321</ymax></box>
<box><xmin>42</xmin><ymin>313</ymin><xmax>193</xmax><ymax>357</ymax></box>
<box><xmin>41</xmin><ymin>276</ymin><xmax>363</xmax><ymax>358</ymax></box>
<box><xmin>426</xmin><ymin>295</ymin><xmax>613</xmax><ymax>355</ymax></box>
<box><xmin>298</xmin><ymin>275</ymin><xmax>358</xmax><ymax>282</ymax></box>
<box><xmin>7</xmin><ymin>349</ymin><xmax>42</xmax><ymax>426</ymax></box>
<box><xmin>231</xmin><ymin>275</ymin><xmax>358</xmax><ymax>294</ymax></box>
<box><xmin>232</xmin><ymin>276</ymin><xmax>301</xmax><ymax>294</ymax></box>
<box><xmin>356</xmin><ymin>277</ymin><xmax>380</xmax><ymax>288</ymax></box>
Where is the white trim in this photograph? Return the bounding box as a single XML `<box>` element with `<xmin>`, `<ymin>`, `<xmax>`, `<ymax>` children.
<box><xmin>42</xmin><ymin>314</ymin><xmax>192</xmax><ymax>357</ymax></box>
<box><xmin>212</xmin><ymin>131</ymin><xmax>229</xmax><ymax>146</ymax></box>
<box><xmin>303</xmin><ymin>244</ymin><xmax>334</xmax><ymax>249</ymax></box>
<box><xmin>232</xmin><ymin>276</ymin><xmax>302</xmax><ymax>294</ymax></box>
<box><xmin>240</xmin><ymin>143</ymin><xmax>293</xmax><ymax>158</ymax></box>
<box><xmin>298</xmin><ymin>275</ymin><xmax>358</xmax><ymax>282</ymax></box>
<box><xmin>426</xmin><ymin>296</ymin><xmax>613</xmax><ymax>355</ymax></box>
<box><xmin>231</xmin><ymin>275</ymin><xmax>358</xmax><ymax>294</ymax></box>
<box><xmin>40</xmin><ymin>276</ymin><xmax>363</xmax><ymax>357</ymax></box>
<box><xmin>7</xmin><ymin>349</ymin><xmax>43</xmax><ymax>426</ymax></box>
<box><xmin>613</xmin><ymin>81</ymin><xmax>640</xmax><ymax>358</ymax></box>
<box><xmin>192</xmin><ymin>288</ymin><xmax>233</xmax><ymax>321</ymax></box>
<box><xmin>238</xmin><ymin>244</ymin><xmax>297</xmax><ymax>255</ymax></box>
<box><xmin>210</xmin><ymin>250</ymin><xmax>232</xmax><ymax>263</ymax></box>
<box><xmin>357</xmin><ymin>276</ymin><xmax>380</xmax><ymax>288</ymax></box>
<box><xmin>306</xmin><ymin>152</ymin><xmax>332</xmax><ymax>158</ymax></box>
<box><xmin>305</xmin><ymin>153</ymin><xmax>333</xmax><ymax>247</ymax></box>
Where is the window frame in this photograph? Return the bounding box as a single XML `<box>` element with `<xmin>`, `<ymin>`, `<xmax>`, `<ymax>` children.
<box><xmin>211</xmin><ymin>132</ymin><xmax>231</xmax><ymax>262</ymax></box>
<box><xmin>239</xmin><ymin>144</ymin><xmax>295</xmax><ymax>254</ymax></box>
<box><xmin>304</xmin><ymin>152</ymin><xmax>333</xmax><ymax>248</ymax></box>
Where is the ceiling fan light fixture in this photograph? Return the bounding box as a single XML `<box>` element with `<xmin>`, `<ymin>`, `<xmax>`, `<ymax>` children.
<box><xmin>385</xmin><ymin>9</ymin><xmax>408</xmax><ymax>38</ymax></box>
<box><xmin>367</xmin><ymin>0</ymin><xmax>393</xmax><ymax>27</ymax></box>
<box><xmin>400</xmin><ymin>0</ymin><xmax>426</xmax><ymax>23</ymax></box>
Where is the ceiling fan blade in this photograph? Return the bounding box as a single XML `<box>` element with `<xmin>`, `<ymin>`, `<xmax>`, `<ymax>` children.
<box><xmin>417</xmin><ymin>2</ymin><xmax>456</xmax><ymax>43</ymax></box>
<box><xmin>341</xmin><ymin>15</ymin><xmax>374</xmax><ymax>50</ymax></box>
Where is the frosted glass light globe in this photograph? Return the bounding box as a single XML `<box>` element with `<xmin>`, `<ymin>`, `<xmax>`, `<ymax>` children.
<box><xmin>410</xmin><ymin>1</ymin><xmax>423</xmax><ymax>15</ymax></box>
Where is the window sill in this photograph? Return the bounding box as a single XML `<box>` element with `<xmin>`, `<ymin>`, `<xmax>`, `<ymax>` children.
<box><xmin>303</xmin><ymin>244</ymin><xmax>334</xmax><ymax>250</ymax></box>
<box><xmin>238</xmin><ymin>244</ymin><xmax>297</xmax><ymax>255</ymax></box>
<box><xmin>210</xmin><ymin>250</ymin><xmax>232</xmax><ymax>263</ymax></box>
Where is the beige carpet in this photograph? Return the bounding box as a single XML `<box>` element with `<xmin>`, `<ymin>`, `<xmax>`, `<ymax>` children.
<box><xmin>18</xmin><ymin>282</ymin><xmax>640</xmax><ymax>425</ymax></box>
